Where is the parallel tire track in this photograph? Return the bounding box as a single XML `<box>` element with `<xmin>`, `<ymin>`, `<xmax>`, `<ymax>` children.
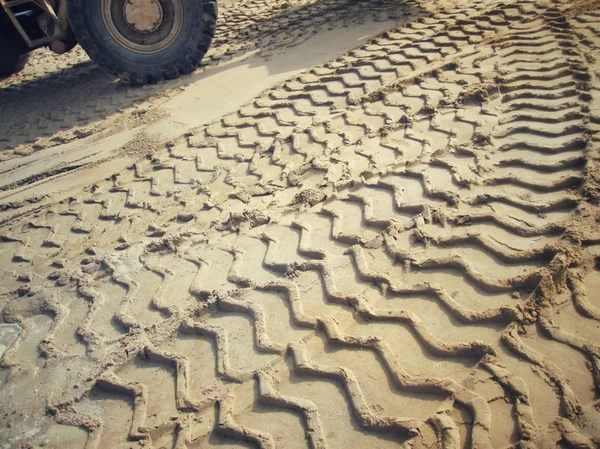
<box><xmin>2</xmin><ymin>1</ymin><xmax>600</xmax><ymax>449</ymax></box>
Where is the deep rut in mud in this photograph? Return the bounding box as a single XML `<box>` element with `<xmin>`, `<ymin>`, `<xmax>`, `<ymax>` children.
<box><xmin>1</xmin><ymin>0</ymin><xmax>600</xmax><ymax>448</ymax></box>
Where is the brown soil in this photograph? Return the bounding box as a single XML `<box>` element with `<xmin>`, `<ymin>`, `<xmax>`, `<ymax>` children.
<box><xmin>1</xmin><ymin>0</ymin><xmax>600</xmax><ymax>448</ymax></box>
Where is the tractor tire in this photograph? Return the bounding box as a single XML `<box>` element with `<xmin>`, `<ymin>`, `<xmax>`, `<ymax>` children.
<box><xmin>67</xmin><ymin>0</ymin><xmax>217</xmax><ymax>83</ymax></box>
<box><xmin>0</xmin><ymin>32</ymin><xmax>30</xmax><ymax>78</ymax></box>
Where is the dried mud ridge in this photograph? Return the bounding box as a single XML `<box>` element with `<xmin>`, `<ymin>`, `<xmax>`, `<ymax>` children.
<box><xmin>2</xmin><ymin>0</ymin><xmax>600</xmax><ymax>448</ymax></box>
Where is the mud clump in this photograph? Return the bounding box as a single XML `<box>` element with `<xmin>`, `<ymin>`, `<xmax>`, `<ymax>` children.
<box><xmin>292</xmin><ymin>188</ymin><xmax>328</xmax><ymax>207</ymax></box>
<box><xmin>221</xmin><ymin>209</ymin><xmax>270</xmax><ymax>232</ymax></box>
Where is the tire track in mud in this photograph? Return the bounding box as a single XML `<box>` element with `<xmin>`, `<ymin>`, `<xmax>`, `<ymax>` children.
<box><xmin>0</xmin><ymin>0</ymin><xmax>534</xmax><ymax>273</ymax></box>
<box><xmin>0</xmin><ymin>0</ymin><xmax>417</xmax><ymax>160</ymax></box>
<box><xmin>2</xmin><ymin>1</ymin><xmax>600</xmax><ymax>449</ymax></box>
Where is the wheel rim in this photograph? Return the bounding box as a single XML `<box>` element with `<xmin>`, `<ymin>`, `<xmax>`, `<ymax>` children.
<box><xmin>101</xmin><ymin>0</ymin><xmax>184</xmax><ymax>54</ymax></box>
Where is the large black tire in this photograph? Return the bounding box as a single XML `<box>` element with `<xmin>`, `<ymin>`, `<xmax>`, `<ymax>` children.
<box><xmin>67</xmin><ymin>0</ymin><xmax>217</xmax><ymax>83</ymax></box>
<box><xmin>0</xmin><ymin>31</ymin><xmax>30</xmax><ymax>78</ymax></box>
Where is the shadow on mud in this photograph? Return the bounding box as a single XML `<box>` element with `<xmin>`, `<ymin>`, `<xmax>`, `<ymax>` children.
<box><xmin>0</xmin><ymin>0</ymin><xmax>421</xmax><ymax>155</ymax></box>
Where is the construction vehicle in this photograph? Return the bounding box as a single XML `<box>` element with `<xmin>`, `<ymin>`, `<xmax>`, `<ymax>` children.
<box><xmin>0</xmin><ymin>0</ymin><xmax>217</xmax><ymax>82</ymax></box>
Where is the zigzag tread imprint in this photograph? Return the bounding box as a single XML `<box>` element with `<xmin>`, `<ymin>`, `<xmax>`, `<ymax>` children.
<box><xmin>2</xmin><ymin>1</ymin><xmax>600</xmax><ymax>449</ymax></box>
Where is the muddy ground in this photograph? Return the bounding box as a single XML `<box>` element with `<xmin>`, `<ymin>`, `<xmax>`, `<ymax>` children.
<box><xmin>1</xmin><ymin>0</ymin><xmax>600</xmax><ymax>448</ymax></box>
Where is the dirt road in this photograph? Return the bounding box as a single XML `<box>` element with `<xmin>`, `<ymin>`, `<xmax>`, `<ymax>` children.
<box><xmin>1</xmin><ymin>0</ymin><xmax>600</xmax><ymax>448</ymax></box>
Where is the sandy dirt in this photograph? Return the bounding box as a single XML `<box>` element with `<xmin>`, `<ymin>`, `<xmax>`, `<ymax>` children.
<box><xmin>1</xmin><ymin>0</ymin><xmax>600</xmax><ymax>448</ymax></box>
